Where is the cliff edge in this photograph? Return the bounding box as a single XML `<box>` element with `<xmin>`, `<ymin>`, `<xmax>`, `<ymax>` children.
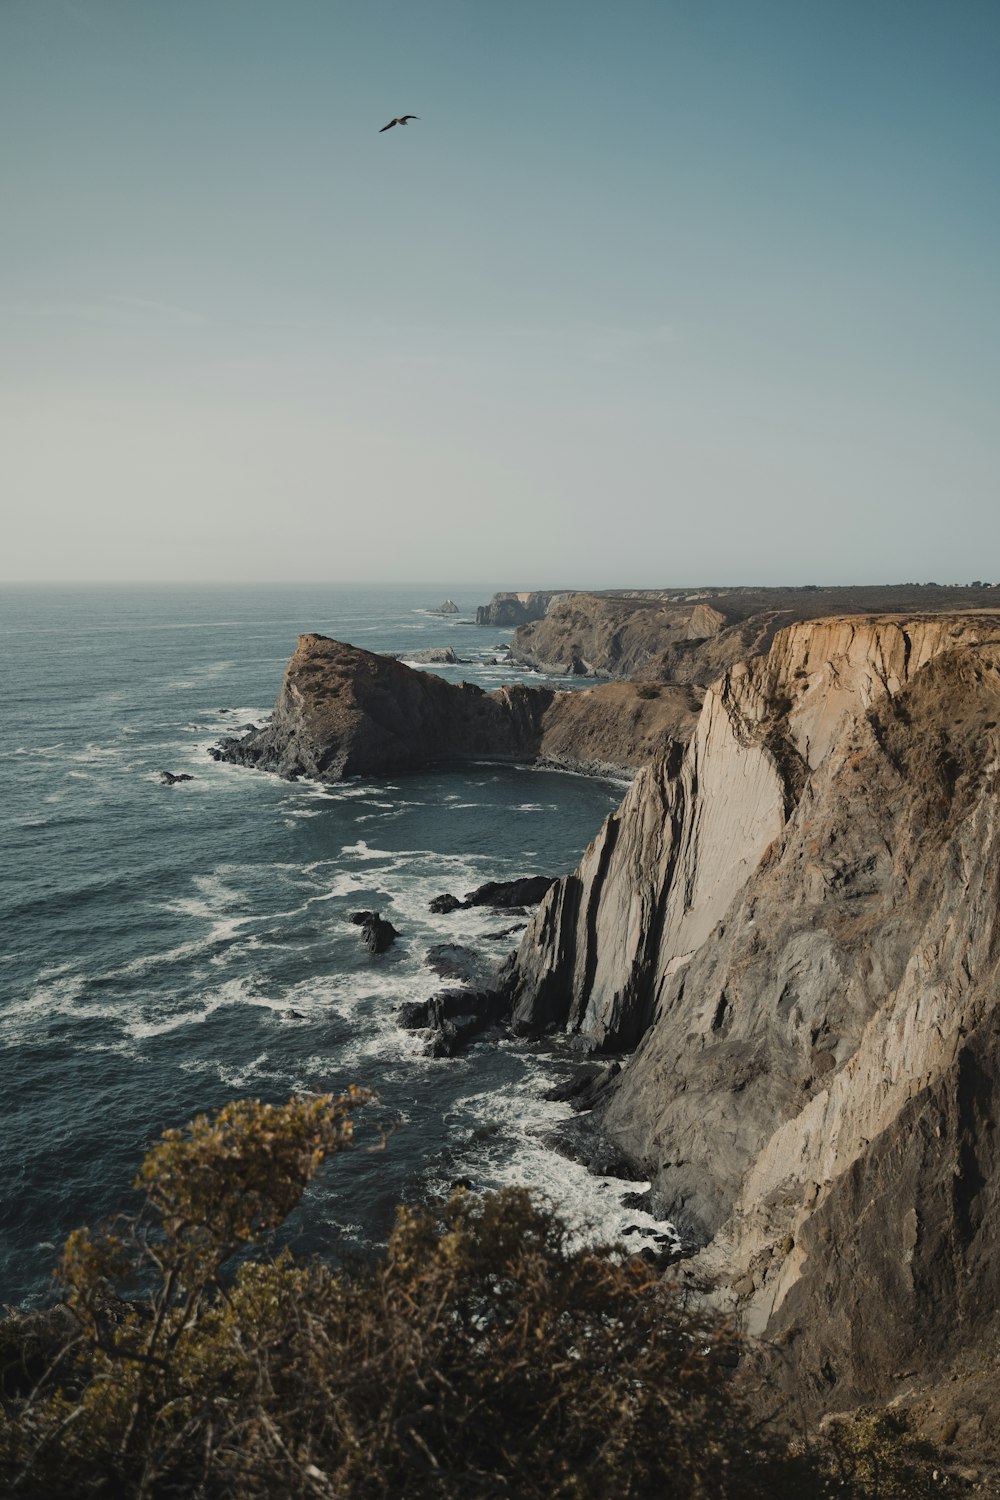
<box><xmin>503</xmin><ymin>612</ymin><xmax>1000</xmax><ymax>1434</ymax></box>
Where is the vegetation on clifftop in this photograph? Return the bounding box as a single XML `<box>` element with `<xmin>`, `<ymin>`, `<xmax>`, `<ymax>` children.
<box><xmin>1</xmin><ymin>1094</ymin><xmax>949</xmax><ymax>1498</ymax></box>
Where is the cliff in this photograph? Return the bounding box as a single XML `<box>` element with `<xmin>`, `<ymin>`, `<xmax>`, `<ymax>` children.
<box><xmin>506</xmin><ymin>584</ymin><xmax>1000</xmax><ymax>683</ymax></box>
<box><xmin>503</xmin><ymin>612</ymin><xmax>1000</xmax><ymax>1429</ymax></box>
<box><xmin>475</xmin><ymin>590</ymin><xmax>565</xmax><ymax>628</ymax></box>
<box><xmin>214</xmin><ymin>634</ymin><xmax>700</xmax><ymax>781</ymax></box>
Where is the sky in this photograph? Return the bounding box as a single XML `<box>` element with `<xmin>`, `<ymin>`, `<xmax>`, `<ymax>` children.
<box><xmin>2</xmin><ymin>0</ymin><xmax>998</xmax><ymax>587</ymax></box>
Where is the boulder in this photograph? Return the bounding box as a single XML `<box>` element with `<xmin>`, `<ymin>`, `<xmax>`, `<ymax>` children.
<box><xmin>158</xmin><ymin>770</ymin><xmax>193</xmax><ymax>785</ymax></box>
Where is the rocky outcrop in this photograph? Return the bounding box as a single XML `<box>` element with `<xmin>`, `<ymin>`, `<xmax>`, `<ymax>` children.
<box><xmin>475</xmin><ymin>591</ymin><xmax>564</xmax><ymax>628</ymax></box>
<box><xmin>427</xmin><ymin>599</ymin><xmax>459</xmax><ymax>615</ymax></box>
<box><xmin>430</xmin><ymin>877</ymin><xmax>558</xmax><ymax>914</ymax></box>
<box><xmin>214</xmin><ymin>635</ymin><xmax>700</xmax><ymax>782</ymax></box>
<box><xmin>349</xmin><ymin>911</ymin><xmax>399</xmax><ymax>953</ymax></box>
<box><xmin>502</xmin><ymin>611</ymin><xmax>1000</xmax><ymax>1419</ymax></box>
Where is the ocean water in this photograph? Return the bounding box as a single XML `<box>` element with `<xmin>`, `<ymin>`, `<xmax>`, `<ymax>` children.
<box><xmin>1</xmin><ymin>584</ymin><xmax>670</xmax><ymax>1307</ymax></box>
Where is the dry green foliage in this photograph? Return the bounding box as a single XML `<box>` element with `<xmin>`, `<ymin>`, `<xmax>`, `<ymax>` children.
<box><xmin>0</xmin><ymin>1091</ymin><xmax>948</xmax><ymax>1499</ymax></box>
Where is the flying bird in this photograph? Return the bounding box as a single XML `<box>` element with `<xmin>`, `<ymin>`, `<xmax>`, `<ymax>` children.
<box><xmin>379</xmin><ymin>115</ymin><xmax>419</xmax><ymax>132</ymax></box>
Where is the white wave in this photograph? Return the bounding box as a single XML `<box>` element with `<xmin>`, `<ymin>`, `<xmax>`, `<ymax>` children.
<box><xmin>339</xmin><ymin>840</ymin><xmax>403</xmax><ymax>862</ymax></box>
<box><xmin>125</xmin><ymin>975</ymin><xmax>255</xmax><ymax>1040</ymax></box>
<box><xmin>65</xmin><ymin>743</ymin><xmax>126</xmax><ymax>765</ymax></box>
<box><xmin>443</xmin><ymin>1064</ymin><xmax>679</xmax><ymax>1256</ymax></box>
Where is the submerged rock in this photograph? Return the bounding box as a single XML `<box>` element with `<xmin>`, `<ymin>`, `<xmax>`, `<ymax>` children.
<box><xmin>158</xmin><ymin>770</ymin><xmax>193</xmax><ymax>785</ymax></box>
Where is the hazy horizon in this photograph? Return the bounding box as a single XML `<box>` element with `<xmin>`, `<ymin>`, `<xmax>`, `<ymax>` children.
<box><xmin>4</xmin><ymin>1</ymin><xmax>998</xmax><ymax>587</ymax></box>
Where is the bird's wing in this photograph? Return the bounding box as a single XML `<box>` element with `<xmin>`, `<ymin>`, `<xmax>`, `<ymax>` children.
<box><xmin>401</xmin><ymin>115</ymin><xmax>419</xmax><ymax>122</ymax></box>
<box><xmin>379</xmin><ymin>119</ymin><xmax>398</xmax><ymax>131</ymax></box>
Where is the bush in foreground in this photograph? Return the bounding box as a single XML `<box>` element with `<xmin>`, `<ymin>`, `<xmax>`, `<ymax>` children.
<box><xmin>0</xmin><ymin>1093</ymin><xmax>946</xmax><ymax>1498</ymax></box>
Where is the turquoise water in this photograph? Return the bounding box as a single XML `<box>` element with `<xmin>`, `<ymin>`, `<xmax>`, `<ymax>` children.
<box><xmin>0</xmin><ymin>584</ymin><xmax>663</xmax><ymax>1307</ymax></box>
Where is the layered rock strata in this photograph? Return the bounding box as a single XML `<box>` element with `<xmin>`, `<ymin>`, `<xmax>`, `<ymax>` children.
<box><xmin>215</xmin><ymin>634</ymin><xmax>700</xmax><ymax>781</ymax></box>
<box><xmin>503</xmin><ymin>612</ymin><xmax>1000</xmax><ymax>1421</ymax></box>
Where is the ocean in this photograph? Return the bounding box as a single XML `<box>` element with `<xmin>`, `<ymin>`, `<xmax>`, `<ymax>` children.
<box><xmin>1</xmin><ymin>583</ymin><xmax>670</xmax><ymax>1308</ymax></box>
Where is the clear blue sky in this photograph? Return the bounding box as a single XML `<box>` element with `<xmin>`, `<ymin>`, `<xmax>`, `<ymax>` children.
<box><xmin>3</xmin><ymin>0</ymin><xmax>998</xmax><ymax>585</ymax></box>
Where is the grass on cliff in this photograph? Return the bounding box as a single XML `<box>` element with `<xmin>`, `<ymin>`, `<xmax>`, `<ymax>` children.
<box><xmin>0</xmin><ymin>1092</ymin><xmax>946</xmax><ymax>1499</ymax></box>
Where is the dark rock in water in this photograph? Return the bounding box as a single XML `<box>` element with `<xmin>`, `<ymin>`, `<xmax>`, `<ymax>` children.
<box><xmin>430</xmin><ymin>878</ymin><xmax>556</xmax><ymax>916</ymax></box>
<box><xmin>283</xmin><ymin>1009</ymin><xmax>306</xmax><ymax>1021</ymax></box>
<box><xmin>542</xmin><ymin>1116</ymin><xmax>642</xmax><ymax>1180</ymax></box>
<box><xmin>463</xmin><ymin>876</ymin><xmax>557</xmax><ymax>909</ymax></box>
<box><xmin>543</xmin><ymin>1062</ymin><xmax>620</xmax><ymax>1112</ymax></box>
<box><xmin>397</xmin><ymin>986</ymin><xmax>508</xmax><ymax>1057</ymax></box>
<box><xmin>349</xmin><ymin>911</ymin><xmax>398</xmax><ymax>953</ymax></box>
<box><xmin>619</xmin><ymin>1189</ymin><xmax>654</xmax><ymax>1214</ymax></box>
<box><xmin>424</xmin><ymin>943</ymin><xmax>497</xmax><ymax>987</ymax></box>
<box><xmin>450</xmin><ymin>1176</ymin><xmax>477</xmax><ymax>1192</ymax></box>
<box><xmin>158</xmin><ymin>770</ymin><xmax>194</xmax><ymax>785</ymax></box>
<box><xmin>428</xmin><ymin>599</ymin><xmax>459</xmax><ymax>615</ymax></box>
<box><xmin>482</xmin><ymin>923</ymin><xmax>527</xmax><ymax>941</ymax></box>
<box><xmin>396</xmin><ymin>999</ymin><xmax>431</xmax><ymax>1029</ymax></box>
<box><xmin>429</xmin><ymin>893</ymin><xmax>462</xmax><ymax>914</ymax></box>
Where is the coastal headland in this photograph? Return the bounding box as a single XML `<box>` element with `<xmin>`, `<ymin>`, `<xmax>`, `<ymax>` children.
<box><xmin>214</xmin><ymin>589</ymin><xmax>1000</xmax><ymax>1464</ymax></box>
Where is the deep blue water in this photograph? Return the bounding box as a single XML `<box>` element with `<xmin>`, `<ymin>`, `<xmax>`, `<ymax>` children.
<box><xmin>0</xmin><ymin>584</ymin><xmax>666</xmax><ymax>1307</ymax></box>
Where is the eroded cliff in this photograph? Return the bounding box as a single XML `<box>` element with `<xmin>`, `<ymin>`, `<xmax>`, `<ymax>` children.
<box><xmin>215</xmin><ymin>634</ymin><xmax>700</xmax><ymax>781</ymax></box>
<box><xmin>503</xmin><ymin>612</ymin><xmax>1000</xmax><ymax>1424</ymax></box>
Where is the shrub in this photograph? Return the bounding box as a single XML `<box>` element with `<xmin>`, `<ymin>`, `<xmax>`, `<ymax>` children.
<box><xmin>0</xmin><ymin>1093</ymin><xmax>947</xmax><ymax>1499</ymax></box>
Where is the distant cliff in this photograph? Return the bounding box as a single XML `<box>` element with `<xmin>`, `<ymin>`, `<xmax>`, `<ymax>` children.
<box><xmin>502</xmin><ymin>611</ymin><xmax>1000</xmax><ymax>1429</ymax></box>
<box><xmin>214</xmin><ymin>634</ymin><xmax>700</xmax><ymax>781</ymax></box>
<box><xmin>505</xmin><ymin>584</ymin><xmax>1000</xmax><ymax>683</ymax></box>
<box><xmin>475</xmin><ymin>591</ymin><xmax>565</xmax><ymax>628</ymax></box>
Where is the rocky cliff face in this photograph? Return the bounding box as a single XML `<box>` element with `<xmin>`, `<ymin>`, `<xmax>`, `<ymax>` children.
<box><xmin>508</xmin><ymin>592</ymin><xmax>744</xmax><ymax>679</ymax></box>
<box><xmin>474</xmin><ymin>591</ymin><xmax>564</xmax><ymax>628</ymax></box>
<box><xmin>215</xmin><ymin>634</ymin><xmax>700</xmax><ymax>781</ymax></box>
<box><xmin>504</xmin><ymin>612</ymin><xmax>1000</xmax><ymax>1421</ymax></box>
